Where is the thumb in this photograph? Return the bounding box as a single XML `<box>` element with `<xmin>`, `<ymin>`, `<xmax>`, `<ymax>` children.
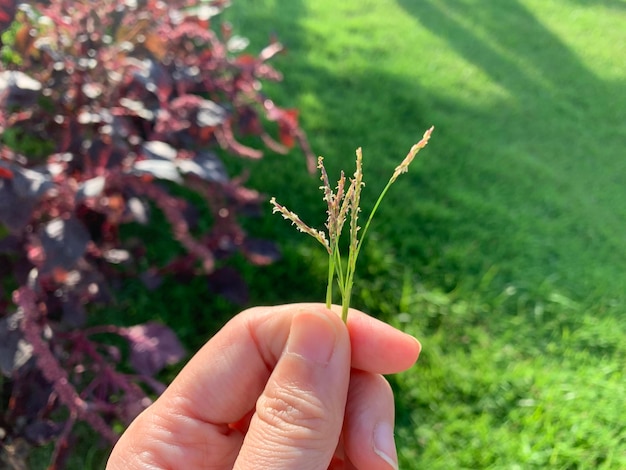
<box><xmin>234</xmin><ymin>310</ymin><xmax>351</xmax><ymax>470</ymax></box>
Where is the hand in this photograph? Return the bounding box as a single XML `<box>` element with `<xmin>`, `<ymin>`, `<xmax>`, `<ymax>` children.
<box><xmin>106</xmin><ymin>304</ymin><xmax>420</xmax><ymax>469</ymax></box>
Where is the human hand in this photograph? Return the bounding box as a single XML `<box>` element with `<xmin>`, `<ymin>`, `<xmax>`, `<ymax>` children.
<box><xmin>106</xmin><ymin>304</ymin><xmax>420</xmax><ymax>469</ymax></box>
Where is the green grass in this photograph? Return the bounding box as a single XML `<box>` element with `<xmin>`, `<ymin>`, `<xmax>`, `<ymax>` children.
<box><xmin>223</xmin><ymin>0</ymin><xmax>626</xmax><ymax>467</ymax></box>
<box><xmin>30</xmin><ymin>0</ymin><xmax>626</xmax><ymax>468</ymax></box>
<box><xmin>227</xmin><ymin>0</ymin><xmax>626</xmax><ymax>302</ymax></box>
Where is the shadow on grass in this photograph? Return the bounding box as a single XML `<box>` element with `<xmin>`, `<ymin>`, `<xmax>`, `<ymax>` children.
<box><xmin>393</xmin><ymin>0</ymin><xmax>626</xmax><ymax>298</ymax></box>
<box><xmin>226</xmin><ymin>3</ymin><xmax>626</xmax><ymax>466</ymax></box>
<box><xmin>230</xmin><ymin>0</ymin><xmax>626</xmax><ymax>304</ymax></box>
<box><xmin>398</xmin><ymin>0</ymin><xmax>600</xmax><ymax>97</ymax></box>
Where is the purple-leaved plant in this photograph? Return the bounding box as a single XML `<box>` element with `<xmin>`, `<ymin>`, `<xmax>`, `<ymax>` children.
<box><xmin>0</xmin><ymin>0</ymin><xmax>313</xmax><ymax>467</ymax></box>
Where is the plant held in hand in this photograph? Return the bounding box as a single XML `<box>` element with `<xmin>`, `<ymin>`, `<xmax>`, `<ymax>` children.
<box><xmin>271</xmin><ymin>126</ymin><xmax>434</xmax><ymax>322</ymax></box>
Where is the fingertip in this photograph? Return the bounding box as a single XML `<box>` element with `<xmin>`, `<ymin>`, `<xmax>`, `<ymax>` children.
<box><xmin>345</xmin><ymin>312</ymin><xmax>421</xmax><ymax>374</ymax></box>
<box><xmin>408</xmin><ymin>333</ymin><xmax>422</xmax><ymax>363</ymax></box>
<box><xmin>373</xmin><ymin>422</ymin><xmax>399</xmax><ymax>470</ymax></box>
<box><xmin>344</xmin><ymin>372</ymin><xmax>399</xmax><ymax>470</ymax></box>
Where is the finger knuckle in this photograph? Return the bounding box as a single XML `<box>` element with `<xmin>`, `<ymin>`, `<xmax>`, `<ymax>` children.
<box><xmin>256</xmin><ymin>382</ymin><xmax>330</xmax><ymax>442</ymax></box>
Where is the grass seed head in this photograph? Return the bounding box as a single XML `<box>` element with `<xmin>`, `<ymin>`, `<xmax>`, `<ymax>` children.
<box><xmin>318</xmin><ymin>156</ymin><xmax>333</xmax><ymax>205</ymax></box>
<box><xmin>270</xmin><ymin>127</ymin><xmax>434</xmax><ymax>322</ymax></box>
<box><xmin>391</xmin><ymin>126</ymin><xmax>434</xmax><ymax>183</ymax></box>
<box><xmin>270</xmin><ymin>197</ymin><xmax>330</xmax><ymax>252</ymax></box>
<box><xmin>348</xmin><ymin>148</ymin><xmax>365</xmax><ymax>251</ymax></box>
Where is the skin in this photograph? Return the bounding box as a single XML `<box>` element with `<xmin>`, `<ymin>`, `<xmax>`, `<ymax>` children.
<box><xmin>106</xmin><ymin>304</ymin><xmax>421</xmax><ymax>470</ymax></box>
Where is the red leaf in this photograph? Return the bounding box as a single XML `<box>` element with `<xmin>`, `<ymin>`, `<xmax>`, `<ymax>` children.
<box><xmin>279</xmin><ymin>121</ymin><xmax>296</xmax><ymax>148</ymax></box>
<box><xmin>0</xmin><ymin>0</ymin><xmax>17</xmax><ymax>36</ymax></box>
<box><xmin>235</xmin><ymin>54</ymin><xmax>257</xmax><ymax>67</ymax></box>
<box><xmin>0</xmin><ymin>166</ymin><xmax>14</xmax><ymax>179</ymax></box>
<box><xmin>265</xmin><ymin>104</ymin><xmax>299</xmax><ymax>148</ymax></box>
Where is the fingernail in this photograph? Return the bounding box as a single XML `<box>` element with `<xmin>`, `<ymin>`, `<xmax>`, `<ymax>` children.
<box><xmin>373</xmin><ymin>422</ymin><xmax>399</xmax><ymax>470</ymax></box>
<box><xmin>286</xmin><ymin>312</ymin><xmax>337</xmax><ymax>365</ymax></box>
<box><xmin>408</xmin><ymin>334</ymin><xmax>422</xmax><ymax>358</ymax></box>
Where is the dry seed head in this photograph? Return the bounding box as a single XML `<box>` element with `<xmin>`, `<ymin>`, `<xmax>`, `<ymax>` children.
<box><xmin>325</xmin><ymin>170</ymin><xmax>347</xmax><ymax>244</ymax></box>
<box><xmin>334</xmin><ymin>171</ymin><xmax>346</xmax><ymax>224</ymax></box>
<box><xmin>336</xmin><ymin>176</ymin><xmax>355</xmax><ymax>238</ymax></box>
<box><xmin>348</xmin><ymin>148</ymin><xmax>365</xmax><ymax>250</ymax></box>
<box><xmin>270</xmin><ymin>197</ymin><xmax>331</xmax><ymax>253</ymax></box>
<box><xmin>391</xmin><ymin>126</ymin><xmax>434</xmax><ymax>183</ymax></box>
<box><xmin>354</xmin><ymin>147</ymin><xmax>364</xmax><ymax>188</ymax></box>
<box><xmin>318</xmin><ymin>156</ymin><xmax>342</xmax><ymax>244</ymax></box>
<box><xmin>335</xmin><ymin>171</ymin><xmax>346</xmax><ymax>207</ymax></box>
<box><xmin>318</xmin><ymin>156</ymin><xmax>333</xmax><ymax>205</ymax></box>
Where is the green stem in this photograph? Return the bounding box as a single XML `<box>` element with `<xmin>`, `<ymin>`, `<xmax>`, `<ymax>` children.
<box><xmin>326</xmin><ymin>251</ymin><xmax>334</xmax><ymax>309</ymax></box>
<box><xmin>341</xmin><ymin>284</ymin><xmax>351</xmax><ymax>322</ymax></box>
<box><xmin>341</xmin><ymin>256</ymin><xmax>355</xmax><ymax>321</ymax></box>
<box><xmin>332</xmin><ymin>245</ymin><xmax>346</xmax><ymax>297</ymax></box>
<box><xmin>337</xmin><ymin>178</ymin><xmax>395</xmax><ymax>322</ymax></box>
<box><xmin>354</xmin><ymin>178</ymin><xmax>394</xmax><ymax>263</ymax></box>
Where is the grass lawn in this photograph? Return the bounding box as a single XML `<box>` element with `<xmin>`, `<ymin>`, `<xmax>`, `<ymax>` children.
<box><xmin>32</xmin><ymin>0</ymin><xmax>626</xmax><ymax>467</ymax></box>
<box><xmin>224</xmin><ymin>0</ymin><xmax>626</xmax><ymax>468</ymax></box>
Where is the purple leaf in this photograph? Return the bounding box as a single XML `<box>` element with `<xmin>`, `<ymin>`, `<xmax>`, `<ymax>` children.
<box><xmin>0</xmin><ymin>164</ymin><xmax>53</xmax><ymax>232</ymax></box>
<box><xmin>23</xmin><ymin>420</ymin><xmax>63</xmax><ymax>446</ymax></box>
<box><xmin>12</xmin><ymin>166</ymin><xmax>53</xmax><ymax>198</ymax></box>
<box><xmin>132</xmin><ymin>59</ymin><xmax>172</xmax><ymax>102</ymax></box>
<box><xmin>228</xmin><ymin>185</ymin><xmax>264</xmax><ymax>216</ymax></box>
<box><xmin>102</xmin><ymin>249</ymin><xmax>131</xmax><ymax>265</ymax></box>
<box><xmin>0</xmin><ymin>70</ymin><xmax>42</xmax><ymax>108</ymax></box>
<box><xmin>61</xmin><ymin>295</ymin><xmax>87</xmax><ymax>328</ymax></box>
<box><xmin>196</xmin><ymin>100</ymin><xmax>227</xmax><ymax>127</ymax></box>
<box><xmin>133</xmin><ymin>159</ymin><xmax>182</xmax><ymax>183</ymax></box>
<box><xmin>39</xmin><ymin>217</ymin><xmax>90</xmax><ymax>272</ymax></box>
<box><xmin>142</xmin><ymin>141</ymin><xmax>178</xmax><ymax>161</ymax></box>
<box><xmin>0</xmin><ymin>311</ymin><xmax>33</xmax><ymax>376</ymax></box>
<box><xmin>0</xmin><ymin>234</ymin><xmax>20</xmax><ymax>253</ymax></box>
<box><xmin>139</xmin><ymin>268</ymin><xmax>164</xmax><ymax>291</ymax></box>
<box><xmin>119</xmin><ymin>97</ymin><xmax>156</xmax><ymax>120</ymax></box>
<box><xmin>177</xmin><ymin>150</ymin><xmax>228</xmax><ymax>183</ymax></box>
<box><xmin>76</xmin><ymin>176</ymin><xmax>106</xmax><ymax>200</ymax></box>
<box><xmin>207</xmin><ymin>266</ymin><xmax>249</xmax><ymax>305</ymax></box>
<box><xmin>120</xmin><ymin>322</ymin><xmax>185</xmax><ymax>376</ymax></box>
<box><xmin>127</xmin><ymin>197</ymin><xmax>150</xmax><ymax>225</ymax></box>
<box><xmin>241</xmin><ymin>237</ymin><xmax>282</xmax><ymax>266</ymax></box>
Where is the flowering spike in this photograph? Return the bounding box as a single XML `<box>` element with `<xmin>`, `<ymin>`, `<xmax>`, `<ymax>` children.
<box><xmin>334</xmin><ymin>171</ymin><xmax>349</xmax><ymax>236</ymax></box>
<box><xmin>391</xmin><ymin>126</ymin><xmax>434</xmax><ymax>183</ymax></box>
<box><xmin>269</xmin><ymin>197</ymin><xmax>330</xmax><ymax>253</ymax></box>
<box><xmin>348</xmin><ymin>148</ymin><xmax>364</xmax><ymax>253</ymax></box>
<box><xmin>270</xmin><ymin>127</ymin><xmax>434</xmax><ymax>322</ymax></box>
<box><xmin>338</xmin><ymin>179</ymin><xmax>355</xmax><ymax>224</ymax></box>
<box><xmin>318</xmin><ymin>156</ymin><xmax>334</xmax><ymax>205</ymax></box>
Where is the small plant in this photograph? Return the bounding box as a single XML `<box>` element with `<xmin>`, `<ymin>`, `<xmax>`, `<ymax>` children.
<box><xmin>271</xmin><ymin>126</ymin><xmax>434</xmax><ymax>321</ymax></box>
<box><xmin>0</xmin><ymin>0</ymin><xmax>313</xmax><ymax>467</ymax></box>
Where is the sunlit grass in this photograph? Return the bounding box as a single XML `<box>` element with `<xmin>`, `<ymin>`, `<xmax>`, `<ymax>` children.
<box><xmin>224</xmin><ymin>0</ymin><xmax>626</xmax><ymax>468</ymax></box>
<box><xmin>228</xmin><ymin>0</ymin><xmax>626</xmax><ymax>302</ymax></box>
